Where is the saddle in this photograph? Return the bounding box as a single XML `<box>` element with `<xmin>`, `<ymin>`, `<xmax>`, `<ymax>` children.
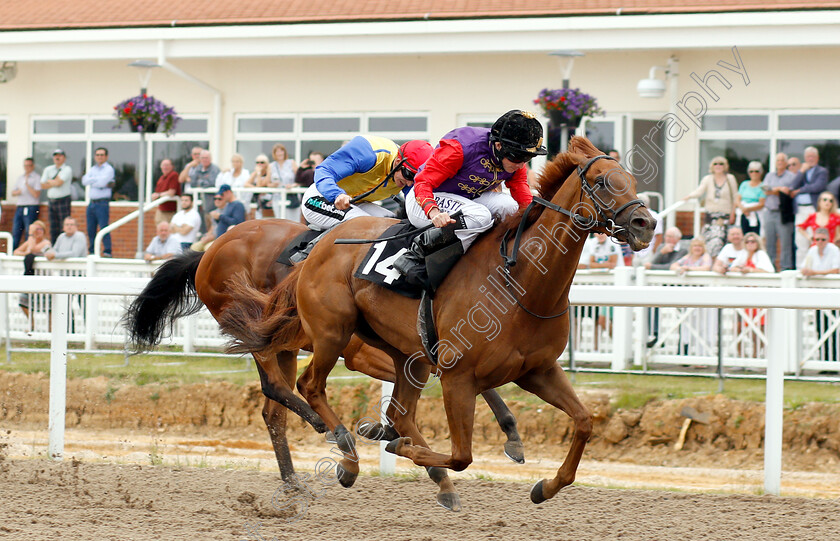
<box><xmin>352</xmin><ymin>221</ymin><xmax>464</xmax><ymax>365</ymax></box>
<box><xmin>276</xmin><ymin>228</ymin><xmax>326</xmax><ymax>266</ymax></box>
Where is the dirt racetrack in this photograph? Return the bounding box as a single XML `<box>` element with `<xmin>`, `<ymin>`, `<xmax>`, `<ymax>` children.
<box><xmin>2</xmin><ymin>372</ymin><xmax>840</xmax><ymax>540</ymax></box>
<box><xmin>2</xmin><ymin>454</ymin><xmax>840</xmax><ymax>541</ymax></box>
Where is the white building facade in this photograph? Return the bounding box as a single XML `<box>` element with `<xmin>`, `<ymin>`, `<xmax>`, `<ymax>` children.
<box><xmin>1</xmin><ymin>8</ymin><xmax>839</xmax><ymax>216</ymax></box>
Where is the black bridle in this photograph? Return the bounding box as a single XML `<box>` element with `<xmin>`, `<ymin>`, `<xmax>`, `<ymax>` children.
<box><xmin>499</xmin><ymin>155</ymin><xmax>646</xmax><ymax>320</ymax></box>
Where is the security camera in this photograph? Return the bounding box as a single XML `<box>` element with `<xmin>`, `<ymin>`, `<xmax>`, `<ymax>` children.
<box><xmin>0</xmin><ymin>62</ymin><xmax>17</xmax><ymax>84</ymax></box>
<box><xmin>636</xmin><ymin>77</ymin><xmax>666</xmax><ymax>99</ymax></box>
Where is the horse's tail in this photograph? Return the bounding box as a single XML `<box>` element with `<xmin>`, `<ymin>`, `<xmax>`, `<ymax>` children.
<box><xmin>219</xmin><ymin>264</ymin><xmax>308</xmax><ymax>354</ymax></box>
<box><xmin>123</xmin><ymin>250</ymin><xmax>205</xmax><ymax>352</ymax></box>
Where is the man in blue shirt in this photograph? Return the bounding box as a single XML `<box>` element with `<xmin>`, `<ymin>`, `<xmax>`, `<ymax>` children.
<box><xmin>191</xmin><ymin>184</ymin><xmax>246</xmax><ymax>251</ymax></box>
<box><xmin>81</xmin><ymin>147</ymin><xmax>116</xmax><ymax>256</ymax></box>
<box><xmin>789</xmin><ymin>146</ymin><xmax>829</xmax><ymax>268</ymax></box>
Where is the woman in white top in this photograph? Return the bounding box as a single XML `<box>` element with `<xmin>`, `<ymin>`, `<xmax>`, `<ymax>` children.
<box><xmin>269</xmin><ymin>143</ymin><xmax>300</xmax><ymax>222</ymax></box>
<box><xmin>216</xmin><ymin>153</ymin><xmax>250</xmax><ymax>205</ymax></box>
<box><xmin>729</xmin><ymin>232</ymin><xmax>775</xmax><ymax>273</ymax></box>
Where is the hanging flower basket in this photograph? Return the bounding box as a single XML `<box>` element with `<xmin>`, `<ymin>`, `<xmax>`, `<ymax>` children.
<box><xmin>534</xmin><ymin>87</ymin><xmax>604</xmax><ymax>127</ymax></box>
<box><xmin>114</xmin><ymin>94</ymin><xmax>181</xmax><ymax>135</ymax></box>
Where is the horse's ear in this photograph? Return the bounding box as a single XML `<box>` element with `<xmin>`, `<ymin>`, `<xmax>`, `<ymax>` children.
<box><xmin>568</xmin><ymin>136</ymin><xmax>603</xmax><ymax>158</ymax></box>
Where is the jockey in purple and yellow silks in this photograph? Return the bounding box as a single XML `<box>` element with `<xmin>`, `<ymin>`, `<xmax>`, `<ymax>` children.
<box><xmin>301</xmin><ymin>135</ymin><xmax>433</xmax><ymax>231</ymax></box>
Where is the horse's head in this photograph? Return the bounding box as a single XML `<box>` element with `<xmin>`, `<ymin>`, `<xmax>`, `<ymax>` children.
<box><xmin>564</xmin><ymin>137</ymin><xmax>656</xmax><ymax>251</ymax></box>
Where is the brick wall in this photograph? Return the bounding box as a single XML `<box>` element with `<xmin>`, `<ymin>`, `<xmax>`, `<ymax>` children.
<box><xmin>1</xmin><ymin>202</ymin><xmax>266</xmax><ymax>258</ymax></box>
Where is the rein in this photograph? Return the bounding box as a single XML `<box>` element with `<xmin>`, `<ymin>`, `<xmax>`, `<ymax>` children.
<box><xmin>499</xmin><ymin>154</ymin><xmax>646</xmax><ymax>320</ymax></box>
<box><xmin>334</xmin><ymin>211</ymin><xmax>463</xmax><ymax>245</ymax></box>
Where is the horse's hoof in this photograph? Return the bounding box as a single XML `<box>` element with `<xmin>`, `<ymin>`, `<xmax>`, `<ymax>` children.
<box><xmin>325</xmin><ymin>431</ymin><xmax>337</xmax><ymax>444</ymax></box>
<box><xmin>436</xmin><ymin>492</ymin><xmax>462</xmax><ymax>512</ymax></box>
<box><xmin>530</xmin><ymin>479</ymin><xmax>548</xmax><ymax>504</ymax></box>
<box><xmin>385</xmin><ymin>437</ymin><xmax>411</xmax><ymax>455</ymax></box>
<box><xmin>356</xmin><ymin>420</ymin><xmax>384</xmax><ymax>440</ymax></box>
<box><xmin>504</xmin><ymin>440</ymin><xmax>525</xmax><ymax>464</ymax></box>
<box><xmin>336</xmin><ymin>463</ymin><xmax>357</xmax><ymax>488</ymax></box>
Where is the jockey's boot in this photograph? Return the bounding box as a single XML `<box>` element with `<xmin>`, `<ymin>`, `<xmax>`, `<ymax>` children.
<box><xmin>393</xmin><ymin>225</ymin><xmax>461</xmax><ymax>289</ymax></box>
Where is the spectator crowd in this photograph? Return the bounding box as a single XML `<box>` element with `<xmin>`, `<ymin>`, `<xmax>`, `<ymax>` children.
<box><xmin>5</xmin><ymin>139</ymin><xmax>840</xmax><ymax>280</ymax></box>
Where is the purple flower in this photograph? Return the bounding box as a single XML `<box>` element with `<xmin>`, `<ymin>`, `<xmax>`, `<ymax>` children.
<box><xmin>113</xmin><ymin>93</ymin><xmax>182</xmax><ymax>135</ymax></box>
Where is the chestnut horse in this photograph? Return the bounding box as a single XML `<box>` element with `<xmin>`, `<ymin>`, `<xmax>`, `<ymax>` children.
<box><xmin>221</xmin><ymin>137</ymin><xmax>655</xmax><ymax>508</ymax></box>
<box><xmin>123</xmin><ymin>219</ymin><xmax>523</xmax><ymax>497</ymax></box>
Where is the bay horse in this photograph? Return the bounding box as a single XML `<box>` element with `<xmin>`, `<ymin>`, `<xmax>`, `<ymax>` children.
<box><xmin>123</xmin><ymin>218</ymin><xmax>523</xmax><ymax>503</ymax></box>
<box><xmin>221</xmin><ymin>137</ymin><xmax>655</xmax><ymax>508</ymax></box>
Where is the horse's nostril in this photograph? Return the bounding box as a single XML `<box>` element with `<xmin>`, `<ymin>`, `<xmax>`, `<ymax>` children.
<box><xmin>631</xmin><ymin>217</ymin><xmax>649</xmax><ymax>230</ymax></box>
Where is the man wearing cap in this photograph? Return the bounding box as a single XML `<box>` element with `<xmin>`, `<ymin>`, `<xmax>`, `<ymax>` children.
<box><xmin>190</xmin><ymin>184</ymin><xmax>245</xmax><ymax>252</ymax></box>
<box><xmin>40</xmin><ymin>149</ymin><xmax>74</xmax><ymax>244</ymax></box>
<box><xmin>394</xmin><ymin>110</ymin><xmax>545</xmax><ymax>286</ymax></box>
<box><xmin>301</xmin><ymin>136</ymin><xmax>433</xmax><ymax>230</ymax></box>
<box><xmin>82</xmin><ymin>147</ymin><xmax>116</xmax><ymax>256</ymax></box>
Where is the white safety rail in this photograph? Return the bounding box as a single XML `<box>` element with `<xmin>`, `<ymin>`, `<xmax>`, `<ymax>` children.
<box><xmin>3</xmin><ymin>257</ymin><xmax>840</xmax><ymax>372</ymax></box>
<box><xmin>2</xmin><ymin>273</ymin><xmax>839</xmax><ymax>494</ymax></box>
<box><xmin>191</xmin><ymin>186</ymin><xmax>309</xmax><ymax>221</ymax></box>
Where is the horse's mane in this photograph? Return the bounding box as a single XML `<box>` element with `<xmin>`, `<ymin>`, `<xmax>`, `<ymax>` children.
<box><xmin>495</xmin><ymin>136</ymin><xmax>604</xmax><ymax>238</ymax></box>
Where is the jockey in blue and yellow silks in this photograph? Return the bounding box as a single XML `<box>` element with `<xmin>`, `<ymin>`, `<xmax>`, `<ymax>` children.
<box><xmin>301</xmin><ymin>135</ymin><xmax>433</xmax><ymax>230</ymax></box>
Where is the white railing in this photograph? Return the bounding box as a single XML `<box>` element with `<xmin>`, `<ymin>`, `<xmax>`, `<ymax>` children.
<box><xmin>92</xmin><ymin>195</ymin><xmax>178</xmax><ymax>258</ymax></box>
<box><xmin>2</xmin><ymin>274</ymin><xmax>836</xmax><ymax>494</ymax></box>
<box><xmin>2</xmin><ymin>257</ymin><xmax>839</xmax><ymax>373</ymax></box>
<box><xmin>191</xmin><ymin>186</ymin><xmax>309</xmax><ymax>221</ymax></box>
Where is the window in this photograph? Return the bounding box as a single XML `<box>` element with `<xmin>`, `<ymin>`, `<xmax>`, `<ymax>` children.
<box><xmin>234</xmin><ymin>112</ymin><xmax>430</xmax><ymax>167</ymax></box>
<box><xmin>777</xmin><ymin>139</ymin><xmax>840</xmax><ymax>179</ymax></box>
<box><xmin>585</xmin><ymin>120</ymin><xmax>618</xmax><ymax>157</ymax></box>
<box><xmin>698</xmin><ymin>111</ymin><xmax>840</xmax><ymax>182</ymax></box>
<box><xmin>699</xmin><ymin>139</ymin><xmax>770</xmax><ymax>184</ymax></box>
<box><xmin>701</xmin><ymin>115</ymin><xmax>768</xmax><ymax>131</ymax></box>
<box><xmin>31</xmin><ymin>115</ymin><xmax>209</xmax><ymax>203</ymax></box>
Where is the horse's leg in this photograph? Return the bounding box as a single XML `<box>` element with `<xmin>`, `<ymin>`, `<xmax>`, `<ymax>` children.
<box><xmin>480</xmin><ymin>390</ymin><xmax>524</xmax><ymax>464</ymax></box>
<box><xmin>514</xmin><ymin>364</ymin><xmax>592</xmax><ymax>504</ymax></box>
<box><xmin>342</xmin><ymin>336</ymin><xmax>396</xmax><ymax>382</ymax></box>
<box><xmin>296</xmin><ymin>333</ymin><xmax>360</xmax><ymax>488</ymax></box>
<box><xmin>380</xmin><ymin>354</ymin><xmax>461</xmax><ymax>512</ymax></box>
<box><xmin>254</xmin><ymin>350</ymin><xmax>327</xmax><ymax>434</ymax></box>
<box><xmin>260</xmin><ymin>350</ymin><xmax>299</xmax><ymax>483</ymax></box>
<box><xmin>387</xmin><ymin>372</ymin><xmax>477</xmax><ymax>472</ymax></box>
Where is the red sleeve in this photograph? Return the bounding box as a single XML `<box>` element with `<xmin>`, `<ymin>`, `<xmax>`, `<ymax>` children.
<box><xmin>506</xmin><ymin>168</ymin><xmax>533</xmax><ymax>208</ymax></box>
<box><xmin>413</xmin><ymin>139</ymin><xmax>464</xmax><ymax>217</ymax></box>
<box><xmin>798</xmin><ymin>213</ymin><xmax>816</xmax><ymax>230</ymax></box>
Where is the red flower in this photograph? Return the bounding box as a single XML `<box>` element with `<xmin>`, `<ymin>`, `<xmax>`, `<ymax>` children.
<box><xmin>142</xmin><ymin>93</ymin><xmax>148</xmax><ymax>99</ymax></box>
<box><xmin>123</xmin><ymin>107</ymin><xmax>132</xmax><ymax>114</ymax></box>
<box><xmin>559</xmin><ymin>96</ymin><xmax>566</xmax><ymax>102</ymax></box>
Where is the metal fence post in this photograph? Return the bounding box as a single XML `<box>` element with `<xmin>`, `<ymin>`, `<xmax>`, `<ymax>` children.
<box><xmin>763</xmin><ymin>306</ymin><xmax>786</xmax><ymax>495</ymax></box>
<box><xmin>611</xmin><ymin>266</ymin><xmax>634</xmax><ymax>370</ymax></box>
<box><xmin>379</xmin><ymin>381</ymin><xmax>396</xmax><ymax>475</ymax></box>
<box><xmin>84</xmin><ymin>256</ymin><xmax>97</xmax><ymax>350</ymax></box>
<box><xmin>779</xmin><ymin>270</ymin><xmax>799</xmax><ymax>374</ymax></box>
<box><xmin>48</xmin><ymin>293</ymin><xmax>69</xmax><ymax>461</ymax></box>
<box><xmin>633</xmin><ymin>266</ymin><xmax>648</xmax><ymax>367</ymax></box>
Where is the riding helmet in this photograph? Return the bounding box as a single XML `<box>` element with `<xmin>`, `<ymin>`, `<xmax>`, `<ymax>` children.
<box><xmin>398</xmin><ymin>140</ymin><xmax>434</xmax><ymax>173</ymax></box>
<box><xmin>489</xmin><ymin>110</ymin><xmax>548</xmax><ymax>162</ymax></box>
